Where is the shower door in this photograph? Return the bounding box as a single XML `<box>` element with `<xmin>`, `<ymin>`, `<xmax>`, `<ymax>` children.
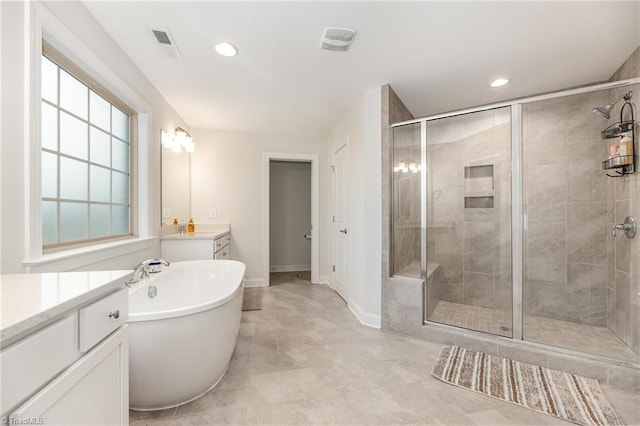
<box><xmin>424</xmin><ymin>107</ymin><xmax>513</xmax><ymax>337</ymax></box>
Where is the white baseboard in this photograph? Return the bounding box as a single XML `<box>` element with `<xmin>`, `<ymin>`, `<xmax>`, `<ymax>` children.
<box><xmin>243</xmin><ymin>278</ymin><xmax>266</xmax><ymax>288</ymax></box>
<box><xmin>324</xmin><ymin>276</ymin><xmax>334</xmax><ymax>290</ymax></box>
<box><xmin>270</xmin><ymin>264</ymin><xmax>311</xmax><ymax>273</ymax></box>
<box><xmin>317</xmin><ymin>275</ymin><xmax>330</xmax><ymax>285</ymax></box>
<box><xmin>348</xmin><ymin>298</ymin><xmax>381</xmax><ymax>329</ymax></box>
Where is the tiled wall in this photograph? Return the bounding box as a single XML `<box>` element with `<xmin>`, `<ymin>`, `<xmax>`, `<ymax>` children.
<box><xmin>522</xmin><ymin>90</ymin><xmax>610</xmax><ymax>327</ymax></box>
<box><xmin>391</xmin><ymin>123</ymin><xmax>421</xmax><ymax>276</ymax></box>
<box><xmin>427</xmin><ymin>109</ymin><xmax>512</xmax><ymax>313</ymax></box>
<box><xmin>380</xmin><ymin>85</ymin><xmax>424</xmax><ymax>337</ymax></box>
<box><xmin>607</xmin><ymin>46</ymin><xmax>640</xmax><ymax>355</ymax></box>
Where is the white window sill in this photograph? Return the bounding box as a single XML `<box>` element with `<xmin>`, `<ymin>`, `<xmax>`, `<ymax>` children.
<box><xmin>23</xmin><ymin>236</ymin><xmax>157</xmax><ymax>270</ymax></box>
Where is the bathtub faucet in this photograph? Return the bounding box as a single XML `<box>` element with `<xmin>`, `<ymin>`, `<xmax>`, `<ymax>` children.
<box><xmin>126</xmin><ymin>258</ymin><xmax>171</xmax><ymax>286</ymax></box>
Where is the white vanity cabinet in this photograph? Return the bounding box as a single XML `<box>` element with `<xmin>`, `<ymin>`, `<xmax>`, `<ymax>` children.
<box><xmin>214</xmin><ymin>233</ymin><xmax>231</xmax><ymax>260</ymax></box>
<box><xmin>161</xmin><ymin>231</ymin><xmax>231</xmax><ymax>262</ymax></box>
<box><xmin>1</xmin><ymin>272</ymin><xmax>131</xmax><ymax>426</ymax></box>
<box><xmin>8</xmin><ymin>326</ymin><xmax>128</xmax><ymax>425</ymax></box>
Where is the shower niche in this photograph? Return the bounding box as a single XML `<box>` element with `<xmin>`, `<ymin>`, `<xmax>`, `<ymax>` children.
<box><xmin>464</xmin><ymin>164</ymin><xmax>494</xmax><ymax>209</ymax></box>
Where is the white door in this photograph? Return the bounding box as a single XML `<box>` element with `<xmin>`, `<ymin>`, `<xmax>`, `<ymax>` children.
<box><xmin>332</xmin><ymin>145</ymin><xmax>348</xmax><ymax>301</ymax></box>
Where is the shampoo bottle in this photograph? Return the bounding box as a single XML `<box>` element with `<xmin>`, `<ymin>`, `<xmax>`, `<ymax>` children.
<box><xmin>619</xmin><ymin>134</ymin><xmax>633</xmax><ymax>165</ymax></box>
<box><xmin>187</xmin><ymin>218</ymin><xmax>195</xmax><ymax>234</ymax></box>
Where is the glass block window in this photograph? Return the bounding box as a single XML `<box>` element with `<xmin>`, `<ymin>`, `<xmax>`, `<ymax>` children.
<box><xmin>41</xmin><ymin>49</ymin><xmax>134</xmax><ymax>248</ymax></box>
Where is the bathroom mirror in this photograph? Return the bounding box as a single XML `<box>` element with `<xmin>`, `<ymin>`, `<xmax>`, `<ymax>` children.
<box><xmin>160</xmin><ymin>135</ymin><xmax>191</xmax><ymax>225</ymax></box>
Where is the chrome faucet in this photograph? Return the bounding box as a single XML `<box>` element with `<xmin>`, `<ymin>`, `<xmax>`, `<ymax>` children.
<box><xmin>126</xmin><ymin>258</ymin><xmax>171</xmax><ymax>286</ymax></box>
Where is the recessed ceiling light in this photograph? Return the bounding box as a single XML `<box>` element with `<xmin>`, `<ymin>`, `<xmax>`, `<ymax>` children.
<box><xmin>215</xmin><ymin>42</ymin><xmax>238</xmax><ymax>57</ymax></box>
<box><xmin>490</xmin><ymin>78</ymin><xmax>510</xmax><ymax>88</ymax></box>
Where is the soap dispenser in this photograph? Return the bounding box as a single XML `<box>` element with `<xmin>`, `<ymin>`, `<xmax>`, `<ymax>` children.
<box><xmin>187</xmin><ymin>218</ymin><xmax>195</xmax><ymax>234</ymax></box>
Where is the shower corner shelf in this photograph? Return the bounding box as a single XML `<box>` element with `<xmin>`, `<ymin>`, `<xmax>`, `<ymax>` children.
<box><xmin>602</xmin><ymin>156</ymin><xmax>634</xmax><ymax>176</ymax></box>
<box><xmin>600</xmin><ymin>120</ymin><xmax>633</xmax><ymax>139</ymax></box>
<box><xmin>600</xmin><ymin>119</ymin><xmax>636</xmax><ymax>177</ymax></box>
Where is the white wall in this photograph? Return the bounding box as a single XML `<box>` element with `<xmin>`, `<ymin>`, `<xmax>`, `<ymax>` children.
<box><xmin>189</xmin><ymin>128</ymin><xmax>329</xmax><ymax>285</ymax></box>
<box><xmin>326</xmin><ymin>87</ymin><xmax>382</xmax><ymax>328</ymax></box>
<box><xmin>0</xmin><ymin>1</ymin><xmax>187</xmax><ymax>273</ymax></box>
<box><xmin>269</xmin><ymin>161</ymin><xmax>312</xmax><ymax>271</ymax></box>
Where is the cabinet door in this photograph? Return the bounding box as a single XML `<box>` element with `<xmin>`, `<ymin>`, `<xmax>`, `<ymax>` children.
<box><xmin>214</xmin><ymin>244</ymin><xmax>230</xmax><ymax>260</ymax></box>
<box><xmin>9</xmin><ymin>327</ymin><xmax>128</xmax><ymax>426</ymax></box>
<box><xmin>161</xmin><ymin>239</ymin><xmax>214</xmax><ymax>261</ymax></box>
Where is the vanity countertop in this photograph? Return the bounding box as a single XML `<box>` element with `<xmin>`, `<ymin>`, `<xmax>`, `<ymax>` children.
<box><xmin>160</xmin><ymin>224</ymin><xmax>230</xmax><ymax>240</ymax></box>
<box><xmin>0</xmin><ymin>270</ymin><xmax>132</xmax><ymax>344</ymax></box>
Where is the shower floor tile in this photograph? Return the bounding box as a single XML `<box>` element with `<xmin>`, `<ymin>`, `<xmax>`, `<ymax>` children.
<box><xmin>429</xmin><ymin>300</ymin><xmax>640</xmax><ymax>362</ymax></box>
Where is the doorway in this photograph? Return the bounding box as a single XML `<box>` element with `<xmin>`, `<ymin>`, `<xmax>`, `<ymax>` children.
<box><xmin>269</xmin><ymin>161</ymin><xmax>311</xmax><ymax>284</ymax></box>
<box><xmin>263</xmin><ymin>153</ymin><xmax>319</xmax><ymax>286</ymax></box>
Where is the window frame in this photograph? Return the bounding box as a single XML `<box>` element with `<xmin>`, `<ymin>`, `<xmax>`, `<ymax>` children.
<box><xmin>41</xmin><ymin>41</ymin><xmax>138</xmax><ymax>253</ymax></box>
<box><xmin>22</xmin><ymin>3</ymin><xmax>154</xmax><ymax>271</ymax></box>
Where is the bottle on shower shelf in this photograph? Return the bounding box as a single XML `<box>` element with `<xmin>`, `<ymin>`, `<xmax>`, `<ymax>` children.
<box><xmin>619</xmin><ymin>133</ymin><xmax>633</xmax><ymax>165</ymax></box>
<box><xmin>609</xmin><ymin>143</ymin><xmax>619</xmax><ymax>159</ymax></box>
<box><xmin>187</xmin><ymin>218</ymin><xmax>195</xmax><ymax>234</ymax></box>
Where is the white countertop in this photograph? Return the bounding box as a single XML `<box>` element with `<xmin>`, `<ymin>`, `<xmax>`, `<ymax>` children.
<box><xmin>0</xmin><ymin>270</ymin><xmax>132</xmax><ymax>344</ymax></box>
<box><xmin>160</xmin><ymin>224</ymin><xmax>230</xmax><ymax>240</ymax></box>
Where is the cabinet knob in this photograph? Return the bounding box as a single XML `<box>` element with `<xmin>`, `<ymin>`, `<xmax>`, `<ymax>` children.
<box><xmin>108</xmin><ymin>310</ymin><xmax>120</xmax><ymax>319</ymax></box>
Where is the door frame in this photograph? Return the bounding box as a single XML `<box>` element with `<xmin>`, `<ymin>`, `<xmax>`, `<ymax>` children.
<box><xmin>263</xmin><ymin>152</ymin><xmax>319</xmax><ymax>286</ymax></box>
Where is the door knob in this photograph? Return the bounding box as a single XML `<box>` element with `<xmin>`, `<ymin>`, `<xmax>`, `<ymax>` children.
<box><xmin>339</xmin><ymin>229</ymin><xmax>348</xmax><ymax>234</ymax></box>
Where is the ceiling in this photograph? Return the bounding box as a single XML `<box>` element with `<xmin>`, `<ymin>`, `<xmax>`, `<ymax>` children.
<box><xmin>83</xmin><ymin>1</ymin><xmax>640</xmax><ymax>136</ymax></box>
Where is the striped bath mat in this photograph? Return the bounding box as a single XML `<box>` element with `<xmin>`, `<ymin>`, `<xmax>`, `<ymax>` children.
<box><xmin>431</xmin><ymin>346</ymin><xmax>624</xmax><ymax>426</ymax></box>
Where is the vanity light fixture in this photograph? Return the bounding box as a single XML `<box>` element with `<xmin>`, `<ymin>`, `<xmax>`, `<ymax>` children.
<box><xmin>161</xmin><ymin>127</ymin><xmax>195</xmax><ymax>153</ymax></box>
<box><xmin>214</xmin><ymin>42</ymin><xmax>238</xmax><ymax>57</ymax></box>
<box><xmin>490</xmin><ymin>78</ymin><xmax>510</xmax><ymax>88</ymax></box>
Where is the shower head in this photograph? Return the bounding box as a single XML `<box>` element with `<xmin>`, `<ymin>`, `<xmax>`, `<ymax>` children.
<box><xmin>592</xmin><ymin>91</ymin><xmax>633</xmax><ymax>119</ymax></box>
<box><xmin>592</xmin><ymin>105</ymin><xmax>614</xmax><ymax>119</ymax></box>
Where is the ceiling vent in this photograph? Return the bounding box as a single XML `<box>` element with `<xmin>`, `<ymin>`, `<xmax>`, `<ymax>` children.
<box><xmin>149</xmin><ymin>27</ymin><xmax>182</xmax><ymax>60</ymax></box>
<box><xmin>319</xmin><ymin>27</ymin><xmax>357</xmax><ymax>52</ymax></box>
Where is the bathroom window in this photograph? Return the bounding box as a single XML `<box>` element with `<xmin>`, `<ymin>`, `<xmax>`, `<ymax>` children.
<box><xmin>41</xmin><ymin>43</ymin><xmax>136</xmax><ymax>250</ymax></box>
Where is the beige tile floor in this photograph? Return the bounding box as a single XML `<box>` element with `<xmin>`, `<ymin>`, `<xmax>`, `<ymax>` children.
<box><xmin>429</xmin><ymin>300</ymin><xmax>640</xmax><ymax>362</ymax></box>
<box><xmin>130</xmin><ymin>273</ymin><xmax>640</xmax><ymax>425</ymax></box>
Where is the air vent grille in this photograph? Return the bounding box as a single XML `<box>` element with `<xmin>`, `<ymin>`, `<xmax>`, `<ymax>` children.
<box><xmin>149</xmin><ymin>27</ymin><xmax>182</xmax><ymax>60</ymax></box>
<box><xmin>152</xmin><ymin>30</ymin><xmax>172</xmax><ymax>45</ymax></box>
<box><xmin>320</xmin><ymin>27</ymin><xmax>357</xmax><ymax>52</ymax></box>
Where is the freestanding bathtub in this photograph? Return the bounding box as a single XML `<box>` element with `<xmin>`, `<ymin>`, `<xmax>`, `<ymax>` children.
<box><xmin>127</xmin><ymin>260</ymin><xmax>245</xmax><ymax>411</ymax></box>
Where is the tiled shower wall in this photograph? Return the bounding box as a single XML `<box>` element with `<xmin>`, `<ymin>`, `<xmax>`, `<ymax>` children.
<box><xmin>427</xmin><ymin>109</ymin><xmax>512</xmax><ymax>313</ymax></box>
<box><xmin>522</xmin><ymin>90</ymin><xmax>610</xmax><ymax>327</ymax></box>
<box><xmin>381</xmin><ymin>85</ymin><xmax>423</xmax><ymax>336</ymax></box>
<box><xmin>392</xmin><ymin>123</ymin><xmax>421</xmax><ymax>276</ymax></box>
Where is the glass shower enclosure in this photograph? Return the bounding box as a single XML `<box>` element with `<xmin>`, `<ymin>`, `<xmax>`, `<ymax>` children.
<box><xmin>391</xmin><ymin>81</ymin><xmax>640</xmax><ymax>364</ymax></box>
<box><xmin>392</xmin><ymin>107</ymin><xmax>513</xmax><ymax>338</ymax></box>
